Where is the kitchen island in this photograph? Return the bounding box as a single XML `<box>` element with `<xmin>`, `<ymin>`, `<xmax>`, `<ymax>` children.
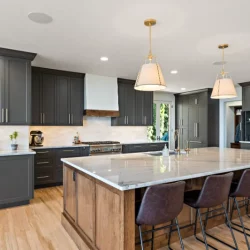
<box><xmin>61</xmin><ymin>148</ymin><xmax>250</xmax><ymax>250</ymax></box>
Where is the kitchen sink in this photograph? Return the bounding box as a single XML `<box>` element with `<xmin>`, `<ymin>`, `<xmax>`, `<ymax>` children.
<box><xmin>145</xmin><ymin>150</ymin><xmax>187</xmax><ymax>156</ymax></box>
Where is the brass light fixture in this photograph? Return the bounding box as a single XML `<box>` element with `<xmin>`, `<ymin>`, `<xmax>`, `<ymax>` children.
<box><xmin>211</xmin><ymin>44</ymin><xmax>237</xmax><ymax>99</ymax></box>
<box><xmin>134</xmin><ymin>19</ymin><xmax>166</xmax><ymax>91</ymax></box>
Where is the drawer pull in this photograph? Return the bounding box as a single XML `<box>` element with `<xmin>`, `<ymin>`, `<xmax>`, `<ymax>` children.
<box><xmin>150</xmin><ymin>145</ymin><xmax>158</xmax><ymax>147</ymax></box>
<box><xmin>37</xmin><ymin>176</ymin><xmax>50</xmax><ymax>179</ymax></box>
<box><xmin>37</xmin><ymin>151</ymin><xmax>49</xmax><ymax>154</ymax></box>
<box><xmin>134</xmin><ymin>146</ymin><xmax>142</xmax><ymax>148</ymax></box>
<box><xmin>63</xmin><ymin>150</ymin><xmax>75</xmax><ymax>152</ymax></box>
<box><xmin>37</xmin><ymin>161</ymin><xmax>50</xmax><ymax>165</ymax></box>
<box><xmin>189</xmin><ymin>141</ymin><xmax>202</xmax><ymax>144</ymax></box>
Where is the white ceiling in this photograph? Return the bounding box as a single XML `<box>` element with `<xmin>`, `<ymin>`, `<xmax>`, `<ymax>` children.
<box><xmin>1</xmin><ymin>0</ymin><xmax>250</xmax><ymax>93</ymax></box>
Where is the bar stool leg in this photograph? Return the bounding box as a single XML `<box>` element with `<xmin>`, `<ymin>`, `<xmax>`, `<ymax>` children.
<box><xmin>138</xmin><ymin>225</ymin><xmax>144</xmax><ymax>250</ymax></box>
<box><xmin>234</xmin><ymin>198</ymin><xmax>250</xmax><ymax>249</ymax></box>
<box><xmin>175</xmin><ymin>217</ymin><xmax>184</xmax><ymax>250</ymax></box>
<box><xmin>167</xmin><ymin>220</ymin><xmax>173</xmax><ymax>250</ymax></box>
<box><xmin>197</xmin><ymin>209</ymin><xmax>209</xmax><ymax>250</ymax></box>
<box><xmin>151</xmin><ymin>226</ymin><xmax>154</xmax><ymax>250</ymax></box>
<box><xmin>223</xmin><ymin>204</ymin><xmax>239</xmax><ymax>250</ymax></box>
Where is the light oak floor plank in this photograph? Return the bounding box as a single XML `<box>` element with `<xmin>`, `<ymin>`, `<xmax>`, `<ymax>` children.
<box><xmin>0</xmin><ymin>186</ymin><xmax>249</xmax><ymax>250</ymax></box>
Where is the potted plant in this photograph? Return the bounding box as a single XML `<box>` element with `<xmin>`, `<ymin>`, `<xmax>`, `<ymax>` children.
<box><xmin>9</xmin><ymin>131</ymin><xmax>18</xmax><ymax>150</ymax></box>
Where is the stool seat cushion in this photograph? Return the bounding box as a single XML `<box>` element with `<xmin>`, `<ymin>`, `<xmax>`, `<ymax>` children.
<box><xmin>184</xmin><ymin>190</ymin><xmax>201</xmax><ymax>208</ymax></box>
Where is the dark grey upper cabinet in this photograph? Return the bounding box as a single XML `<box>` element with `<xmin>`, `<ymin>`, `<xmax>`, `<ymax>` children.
<box><xmin>112</xmin><ymin>78</ymin><xmax>153</xmax><ymax>126</ymax></box>
<box><xmin>0</xmin><ymin>57</ymin><xmax>31</xmax><ymax>125</ymax></box>
<box><xmin>0</xmin><ymin>48</ymin><xmax>36</xmax><ymax>125</ymax></box>
<box><xmin>239</xmin><ymin>83</ymin><xmax>250</xmax><ymax>111</ymax></box>
<box><xmin>175</xmin><ymin>89</ymin><xmax>219</xmax><ymax>149</ymax></box>
<box><xmin>70</xmin><ymin>77</ymin><xmax>84</xmax><ymax>125</ymax></box>
<box><xmin>31</xmin><ymin>67</ymin><xmax>84</xmax><ymax>126</ymax></box>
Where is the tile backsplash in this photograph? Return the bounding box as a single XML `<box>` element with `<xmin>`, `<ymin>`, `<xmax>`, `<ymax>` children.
<box><xmin>30</xmin><ymin>117</ymin><xmax>148</xmax><ymax>145</ymax></box>
<box><xmin>0</xmin><ymin>126</ymin><xmax>30</xmax><ymax>150</ymax></box>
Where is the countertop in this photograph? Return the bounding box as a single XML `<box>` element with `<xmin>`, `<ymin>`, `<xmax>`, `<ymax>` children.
<box><xmin>240</xmin><ymin>141</ymin><xmax>250</xmax><ymax>144</ymax></box>
<box><xmin>61</xmin><ymin>147</ymin><xmax>250</xmax><ymax>191</ymax></box>
<box><xmin>30</xmin><ymin>144</ymin><xmax>90</xmax><ymax>149</ymax></box>
<box><xmin>0</xmin><ymin>149</ymin><xmax>36</xmax><ymax>157</ymax></box>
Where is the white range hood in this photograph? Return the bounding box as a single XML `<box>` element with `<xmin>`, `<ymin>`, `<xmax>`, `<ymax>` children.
<box><xmin>84</xmin><ymin>74</ymin><xmax>119</xmax><ymax>117</ymax></box>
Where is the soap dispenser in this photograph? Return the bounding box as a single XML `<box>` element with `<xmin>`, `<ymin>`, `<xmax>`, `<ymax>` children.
<box><xmin>162</xmin><ymin>144</ymin><xmax>169</xmax><ymax>157</ymax></box>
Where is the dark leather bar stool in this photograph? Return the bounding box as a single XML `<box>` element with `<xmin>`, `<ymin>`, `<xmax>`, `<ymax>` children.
<box><xmin>184</xmin><ymin>172</ymin><xmax>238</xmax><ymax>250</ymax></box>
<box><xmin>228</xmin><ymin>169</ymin><xmax>250</xmax><ymax>249</ymax></box>
<box><xmin>136</xmin><ymin>181</ymin><xmax>186</xmax><ymax>250</ymax></box>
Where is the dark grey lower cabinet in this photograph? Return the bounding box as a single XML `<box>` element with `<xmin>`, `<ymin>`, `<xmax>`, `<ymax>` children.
<box><xmin>122</xmin><ymin>143</ymin><xmax>167</xmax><ymax>154</ymax></box>
<box><xmin>33</xmin><ymin>147</ymin><xmax>90</xmax><ymax>187</ymax></box>
<box><xmin>0</xmin><ymin>155</ymin><xmax>34</xmax><ymax>208</ymax></box>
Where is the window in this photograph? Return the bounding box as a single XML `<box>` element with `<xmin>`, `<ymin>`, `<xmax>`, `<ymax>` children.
<box><xmin>148</xmin><ymin>101</ymin><xmax>171</xmax><ymax>143</ymax></box>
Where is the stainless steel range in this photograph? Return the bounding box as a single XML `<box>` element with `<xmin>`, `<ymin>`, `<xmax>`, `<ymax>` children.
<box><xmin>81</xmin><ymin>141</ymin><xmax>122</xmax><ymax>155</ymax></box>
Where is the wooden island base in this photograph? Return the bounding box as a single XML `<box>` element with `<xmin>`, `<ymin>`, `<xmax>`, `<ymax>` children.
<box><xmin>62</xmin><ymin>164</ymin><xmax>246</xmax><ymax>250</ymax></box>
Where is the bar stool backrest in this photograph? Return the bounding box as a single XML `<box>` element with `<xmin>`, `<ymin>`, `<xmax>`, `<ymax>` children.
<box><xmin>136</xmin><ymin>181</ymin><xmax>185</xmax><ymax>226</ymax></box>
<box><xmin>231</xmin><ymin>169</ymin><xmax>250</xmax><ymax>197</ymax></box>
<box><xmin>195</xmin><ymin>172</ymin><xmax>233</xmax><ymax>208</ymax></box>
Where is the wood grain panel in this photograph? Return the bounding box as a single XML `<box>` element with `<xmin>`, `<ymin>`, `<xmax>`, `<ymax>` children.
<box><xmin>77</xmin><ymin>173</ymin><xmax>95</xmax><ymax>241</ymax></box>
<box><xmin>96</xmin><ymin>183</ymin><xmax>122</xmax><ymax>250</ymax></box>
<box><xmin>64</xmin><ymin>166</ymin><xmax>76</xmax><ymax>221</ymax></box>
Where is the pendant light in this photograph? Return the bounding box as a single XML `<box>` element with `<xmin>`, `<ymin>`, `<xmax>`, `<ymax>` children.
<box><xmin>134</xmin><ymin>19</ymin><xmax>166</xmax><ymax>91</ymax></box>
<box><xmin>211</xmin><ymin>44</ymin><xmax>237</xmax><ymax>99</ymax></box>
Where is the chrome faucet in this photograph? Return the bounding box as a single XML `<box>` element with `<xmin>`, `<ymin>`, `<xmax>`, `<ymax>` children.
<box><xmin>174</xmin><ymin>129</ymin><xmax>181</xmax><ymax>154</ymax></box>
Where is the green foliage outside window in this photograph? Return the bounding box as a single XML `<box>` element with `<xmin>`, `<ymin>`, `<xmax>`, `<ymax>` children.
<box><xmin>147</xmin><ymin>103</ymin><xmax>169</xmax><ymax>140</ymax></box>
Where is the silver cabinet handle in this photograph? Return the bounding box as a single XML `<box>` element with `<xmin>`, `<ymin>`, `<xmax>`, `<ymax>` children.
<box><xmin>37</xmin><ymin>161</ymin><xmax>49</xmax><ymax>165</ymax></box>
<box><xmin>37</xmin><ymin>176</ymin><xmax>49</xmax><ymax>179</ymax></box>
<box><xmin>194</xmin><ymin>123</ymin><xmax>196</xmax><ymax>137</ymax></box>
<box><xmin>37</xmin><ymin>151</ymin><xmax>49</xmax><ymax>154</ymax></box>
<box><xmin>134</xmin><ymin>145</ymin><xmax>142</xmax><ymax>148</ymax></box>
<box><xmin>1</xmin><ymin>108</ymin><xmax>4</xmax><ymax>123</ymax></box>
<box><xmin>124</xmin><ymin>116</ymin><xmax>126</xmax><ymax>125</ymax></box>
<box><xmin>69</xmin><ymin>114</ymin><xmax>71</xmax><ymax>124</ymax></box>
<box><xmin>5</xmin><ymin>109</ymin><xmax>8</xmax><ymax>123</ymax></box>
<box><xmin>63</xmin><ymin>150</ymin><xmax>75</xmax><ymax>152</ymax></box>
<box><xmin>150</xmin><ymin>144</ymin><xmax>158</xmax><ymax>147</ymax></box>
<box><xmin>195</xmin><ymin>98</ymin><xmax>198</xmax><ymax>105</ymax></box>
<box><xmin>190</xmin><ymin>141</ymin><xmax>202</xmax><ymax>143</ymax></box>
<box><xmin>196</xmin><ymin>123</ymin><xmax>199</xmax><ymax>137</ymax></box>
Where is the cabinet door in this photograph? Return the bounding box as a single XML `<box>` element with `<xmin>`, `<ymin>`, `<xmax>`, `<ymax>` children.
<box><xmin>243</xmin><ymin>86</ymin><xmax>250</xmax><ymax>111</ymax></box>
<box><xmin>188</xmin><ymin>106</ymin><xmax>198</xmax><ymax>142</ymax></box>
<box><xmin>41</xmin><ymin>73</ymin><xmax>56</xmax><ymax>125</ymax></box>
<box><xmin>31</xmin><ymin>69</ymin><xmax>42</xmax><ymax>125</ymax></box>
<box><xmin>56</xmin><ymin>76</ymin><xmax>70</xmax><ymax>125</ymax></box>
<box><xmin>4</xmin><ymin>58</ymin><xmax>31</xmax><ymax>125</ymax></box>
<box><xmin>126</xmin><ymin>84</ymin><xmax>135</xmax><ymax>125</ymax></box>
<box><xmin>0</xmin><ymin>59</ymin><xmax>5</xmax><ymax>124</ymax></box>
<box><xmin>176</xmin><ymin>96</ymin><xmax>183</xmax><ymax>129</ymax></box>
<box><xmin>182</xmin><ymin>96</ymin><xmax>189</xmax><ymax>128</ymax></box>
<box><xmin>143</xmin><ymin>92</ymin><xmax>153</xmax><ymax>126</ymax></box>
<box><xmin>64</xmin><ymin>167</ymin><xmax>76</xmax><ymax>221</ymax></box>
<box><xmin>70</xmin><ymin>77</ymin><xmax>84</xmax><ymax>126</ymax></box>
<box><xmin>198</xmin><ymin>106</ymin><xmax>208</xmax><ymax>145</ymax></box>
<box><xmin>135</xmin><ymin>91</ymin><xmax>144</xmax><ymax>126</ymax></box>
<box><xmin>0</xmin><ymin>156</ymin><xmax>34</xmax><ymax>205</ymax></box>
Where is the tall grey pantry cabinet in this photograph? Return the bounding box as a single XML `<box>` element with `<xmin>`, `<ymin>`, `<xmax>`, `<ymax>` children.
<box><xmin>0</xmin><ymin>48</ymin><xmax>36</xmax><ymax>125</ymax></box>
<box><xmin>175</xmin><ymin>89</ymin><xmax>219</xmax><ymax>149</ymax></box>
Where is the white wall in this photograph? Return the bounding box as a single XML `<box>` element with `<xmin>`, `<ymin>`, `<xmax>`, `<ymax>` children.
<box><xmin>154</xmin><ymin>91</ymin><xmax>175</xmax><ymax>149</ymax></box>
<box><xmin>219</xmin><ymin>86</ymin><xmax>242</xmax><ymax>148</ymax></box>
<box><xmin>0</xmin><ymin>126</ymin><xmax>29</xmax><ymax>150</ymax></box>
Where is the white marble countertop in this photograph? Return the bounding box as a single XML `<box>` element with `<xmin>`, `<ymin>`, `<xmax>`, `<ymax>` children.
<box><xmin>61</xmin><ymin>147</ymin><xmax>250</xmax><ymax>191</ymax></box>
<box><xmin>121</xmin><ymin>140</ymin><xmax>167</xmax><ymax>145</ymax></box>
<box><xmin>240</xmin><ymin>141</ymin><xmax>250</xmax><ymax>144</ymax></box>
<box><xmin>0</xmin><ymin>149</ymin><xmax>36</xmax><ymax>157</ymax></box>
<box><xmin>30</xmin><ymin>144</ymin><xmax>90</xmax><ymax>149</ymax></box>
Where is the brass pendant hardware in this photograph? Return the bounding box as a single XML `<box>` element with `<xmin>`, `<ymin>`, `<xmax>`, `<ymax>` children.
<box><xmin>218</xmin><ymin>44</ymin><xmax>229</xmax><ymax>49</ymax></box>
<box><xmin>144</xmin><ymin>19</ymin><xmax>156</xmax><ymax>27</ymax></box>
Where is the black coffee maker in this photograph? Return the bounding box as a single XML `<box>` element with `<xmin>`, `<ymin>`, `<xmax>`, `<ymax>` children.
<box><xmin>30</xmin><ymin>131</ymin><xmax>44</xmax><ymax>146</ymax></box>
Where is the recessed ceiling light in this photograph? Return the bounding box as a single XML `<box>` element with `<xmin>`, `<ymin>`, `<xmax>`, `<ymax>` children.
<box><xmin>170</xmin><ymin>70</ymin><xmax>178</xmax><ymax>74</ymax></box>
<box><xmin>28</xmin><ymin>12</ymin><xmax>53</xmax><ymax>24</ymax></box>
<box><xmin>181</xmin><ymin>88</ymin><xmax>186</xmax><ymax>91</ymax></box>
<box><xmin>100</xmin><ymin>57</ymin><xmax>108</xmax><ymax>61</ymax></box>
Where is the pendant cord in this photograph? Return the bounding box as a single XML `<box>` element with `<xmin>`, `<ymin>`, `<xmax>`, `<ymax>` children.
<box><xmin>148</xmin><ymin>23</ymin><xmax>153</xmax><ymax>60</ymax></box>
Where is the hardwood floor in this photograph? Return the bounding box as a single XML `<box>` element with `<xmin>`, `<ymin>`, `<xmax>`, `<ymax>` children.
<box><xmin>0</xmin><ymin>186</ymin><xmax>249</xmax><ymax>250</ymax></box>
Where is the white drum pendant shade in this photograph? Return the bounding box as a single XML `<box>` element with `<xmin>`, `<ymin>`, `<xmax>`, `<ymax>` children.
<box><xmin>135</xmin><ymin>62</ymin><xmax>166</xmax><ymax>91</ymax></box>
<box><xmin>211</xmin><ymin>78</ymin><xmax>237</xmax><ymax>99</ymax></box>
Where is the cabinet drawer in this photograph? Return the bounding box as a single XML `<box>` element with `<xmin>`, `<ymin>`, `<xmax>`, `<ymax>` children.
<box><xmin>57</xmin><ymin>147</ymin><xmax>81</xmax><ymax>158</ymax></box>
<box><xmin>148</xmin><ymin>143</ymin><xmax>166</xmax><ymax>151</ymax></box>
<box><xmin>35</xmin><ymin>158</ymin><xmax>53</xmax><ymax>167</ymax></box>
<box><xmin>33</xmin><ymin>149</ymin><xmax>54</xmax><ymax>159</ymax></box>
<box><xmin>34</xmin><ymin>167</ymin><xmax>54</xmax><ymax>185</ymax></box>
